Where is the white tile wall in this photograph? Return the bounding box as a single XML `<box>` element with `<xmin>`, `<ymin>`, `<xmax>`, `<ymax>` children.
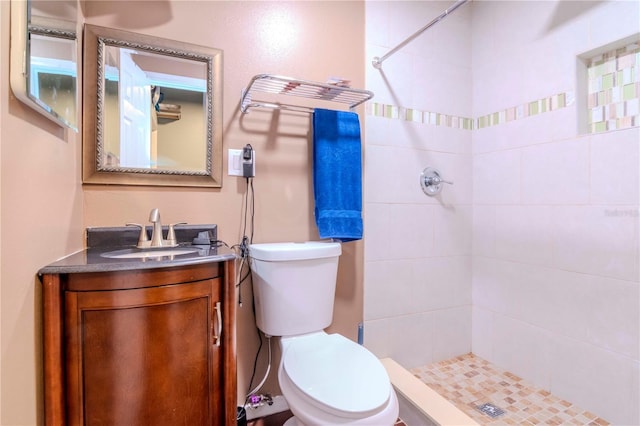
<box><xmin>364</xmin><ymin>312</ymin><xmax>435</xmax><ymax>369</ymax></box>
<box><xmin>548</xmin><ymin>336</ymin><xmax>638</xmax><ymax>426</ymax></box>
<box><xmin>552</xmin><ymin>205</ymin><xmax>638</xmax><ymax>281</ymax></box>
<box><xmin>365</xmin><ymin>1</ymin><xmax>639</xmax><ymax>423</ymax></box>
<box><xmin>491</xmin><ymin>313</ymin><xmax>553</xmax><ymax>390</ymax></box>
<box><xmin>494</xmin><ymin>206</ymin><xmax>554</xmax><ymax>266</ymax></box>
<box><xmin>472</xmin><ymin>150</ymin><xmax>521</xmax><ymax>205</ymax></box>
<box><xmin>472</xmin><ymin>205</ymin><xmax>496</xmax><ymax>257</ymax></box>
<box><xmin>468</xmin><ymin>1</ymin><xmax>639</xmax><ymax>423</ymax></box>
<box><xmin>590</xmin><ymin>127</ymin><xmax>640</xmax><ymax>205</ymax></box>
<box><xmin>521</xmin><ymin>139</ymin><xmax>590</xmax><ymax>205</ymax></box>
<box><xmin>364</xmin><ymin>0</ymin><xmax>473</xmax><ymax>375</ymax></box>
<box><xmin>432</xmin><ymin>306</ymin><xmax>472</xmax><ymax>361</ymax></box>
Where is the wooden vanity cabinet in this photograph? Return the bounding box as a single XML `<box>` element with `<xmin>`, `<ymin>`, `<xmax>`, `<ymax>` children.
<box><xmin>41</xmin><ymin>261</ymin><xmax>236</xmax><ymax>426</ymax></box>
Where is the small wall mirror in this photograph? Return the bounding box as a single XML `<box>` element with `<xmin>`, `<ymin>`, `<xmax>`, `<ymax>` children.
<box><xmin>82</xmin><ymin>24</ymin><xmax>223</xmax><ymax>187</ymax></box>
<box><xmin>10</xmin><ymin>0</ymin><xmax>79</xmax><ymax>131</ymax></box>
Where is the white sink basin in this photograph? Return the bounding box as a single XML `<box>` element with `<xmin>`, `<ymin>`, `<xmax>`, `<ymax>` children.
<box><xmin>101</xmin><ymin>248</ymin><xmax>200</xmax><ymax>259</ymax></box>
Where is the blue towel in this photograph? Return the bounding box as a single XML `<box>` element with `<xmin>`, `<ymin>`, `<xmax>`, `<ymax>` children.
<box><xmin>312</xmin><ymin>108</ymin><xmax>363</xmax><ymax>242</ymax></box>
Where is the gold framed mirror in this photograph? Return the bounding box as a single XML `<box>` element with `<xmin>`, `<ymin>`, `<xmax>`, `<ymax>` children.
<box><xmin>82</xmin><ymin>24</ymin><xmax>223</xmax><ymax>187</ymax></box>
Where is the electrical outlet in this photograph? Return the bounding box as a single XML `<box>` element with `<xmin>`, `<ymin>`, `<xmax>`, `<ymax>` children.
<box><xmin>228</xmin><ymin>148</ymin><xmax>256</xmax><ymax>177</ymax></box>
<box><xmin>228</xmin><ymin>149</ymin><xmax>243</xmax><ymax>176</ymax></box>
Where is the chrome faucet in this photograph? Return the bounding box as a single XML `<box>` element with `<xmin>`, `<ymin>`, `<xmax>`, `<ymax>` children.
<box><xmin>126</xmin><ymin>208</ymin><xmax>184</xmax><ymax>248</ymax></box>
<box><xmin>149</xmin><ymin>208</ymin><xmax>164</xmax><ymax>247</ymax></box>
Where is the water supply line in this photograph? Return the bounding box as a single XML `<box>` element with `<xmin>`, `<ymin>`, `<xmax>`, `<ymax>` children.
<box><xmin>372</xmin><ymin>0</ymin><xmax>469</xmax><ymax>69</ymax></box>
<box><xmin>246</xmin><ymin>334</ymin><xmax>272</xmax><ymax>398</ymax></box>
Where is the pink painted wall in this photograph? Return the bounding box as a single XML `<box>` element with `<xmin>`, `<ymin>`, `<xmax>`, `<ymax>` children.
<box><xmin>1</xmin><ymin>1</ymin><xmax>365</xmax><ymax>423</ymax></box>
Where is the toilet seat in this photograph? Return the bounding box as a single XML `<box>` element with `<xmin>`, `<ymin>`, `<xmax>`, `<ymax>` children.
<box><xmin>281</xmin><ymin>333</ymin><xmax>391</xmax><ymax>418</ymax></box>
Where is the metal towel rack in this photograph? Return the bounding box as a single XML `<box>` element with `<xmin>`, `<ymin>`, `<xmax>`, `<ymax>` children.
<box><xmin>240</xmin><ymin>74</ymin><xmax>374</xmax><ymax>114</ymax></box>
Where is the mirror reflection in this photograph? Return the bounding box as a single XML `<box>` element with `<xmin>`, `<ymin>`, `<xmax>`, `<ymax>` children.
<box><xmin>83</xmin><ymin>24</ymin><xmax>223</xmax><ymax>187</ymax></box>
<box><xmin>28</xmin><ymin>30</ymin><xmax>77</xmax><ymax>129</ymax></box>
<box><xmin>103</xmin><ymin>46</ymin><xmax>208</xmax><ymax>172</ymax></box>
<box><xmin>9</xmin><ymin>0</ymin><xmax>78</xmax><ymax>130</ymax></box>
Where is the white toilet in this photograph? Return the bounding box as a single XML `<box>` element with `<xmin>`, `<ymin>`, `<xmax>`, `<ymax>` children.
<box><xmin>249</xmin><ymin>241</ymin><xmax>399</xmax><ymax>426</ymax></box>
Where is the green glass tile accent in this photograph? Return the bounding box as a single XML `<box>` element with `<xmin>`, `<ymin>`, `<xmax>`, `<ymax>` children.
<box><xmin>558</xmin><ymin>93</ymin><xmax>566</xmax><ymax>108</ymax></box>
<box><xmin>492</xmin><ymin>112</ymin><xmax>499</xmax><ymax>124</ymax></box>
<box><xmin>529</xmin><ymin>101</ymin><xmax>539</xmax><ymax>116</ymax></box>
<box><xmin>387</xmin><ymin>105</ymin><xmax>394</xmax><ymax>118</ymax></box>
<box><xmin>592</xmin><ymin>63</ymin><xmax>605</xmax><ymax>77</ymax></box>
<box><xmin>585</xmin><ymin>44</ymin><xmax>640</xmax><ymax>134</ymax></box>
<box><xmin>623</xmin><ymin>83</ymin><xmax>636</xmax><ymax>100</ymax></box>
<box><xmin>602</xmin><ymin>73</ymin><xmax>614</xmax><ymax>90</ymax></box>
<box><xmin>406</xmin><ymin>108</ymin><xmax>414</xmax><ymax>122</ymax></box>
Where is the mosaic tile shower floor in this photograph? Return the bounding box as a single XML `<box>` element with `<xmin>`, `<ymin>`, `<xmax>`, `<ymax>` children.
<box><xmin>411</xmin><ymin>353</ymin><xmax>610</xmax><ymax>426</ymax></box>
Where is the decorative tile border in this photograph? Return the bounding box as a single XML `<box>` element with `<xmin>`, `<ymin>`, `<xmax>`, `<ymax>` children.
<box><xmin>366</xmin><ymin>43</ymin><xmax>640</xmax><ymax>134</ymax></box>
<box><xmin>366</xmin><ymin>91</ymin><xmax>575</xmax><ymax>131</ymax></box>
<box><xmin>366</xmin><ymin>102</ymin><xmax>474</xmax><ymax>130</ymax></box>
<box><xmin>587</xmin><ymin>43</ymin><xmax>640</xmax><ymax>133</ymax></box>
<box><xmin>476</xmin><ymin>91</ymin><xmax>575</xmax><ymax>129</ymax></box>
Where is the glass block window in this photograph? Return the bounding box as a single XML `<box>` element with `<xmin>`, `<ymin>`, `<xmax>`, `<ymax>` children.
<box><xmin>587</xmin><ymin>42</ymin><xmax>640</xmax><ymax>133</ymax></box>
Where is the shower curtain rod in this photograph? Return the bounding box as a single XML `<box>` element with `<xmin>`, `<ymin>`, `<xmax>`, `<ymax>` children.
<box><xmin>372</xmin><ymin>0</ymin><xmax>469</xmax><ymax>69</ymax></box>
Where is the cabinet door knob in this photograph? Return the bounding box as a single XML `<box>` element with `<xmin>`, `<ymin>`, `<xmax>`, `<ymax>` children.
<box><xmin>213</xmin><ymin>301</ymin><xmax>222</xmax><ymax>347</ymax></box>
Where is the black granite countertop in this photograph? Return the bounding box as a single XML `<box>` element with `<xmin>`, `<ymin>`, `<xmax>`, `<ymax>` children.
<box><xmin>38</xmin><ymin>225</ymin><xmax>237</xmax><ymax>275</ymax></box>
<box><xmin>38</xmin><ymin>245</ymin><xmax>237</xmax><ymax>275</ymax></box>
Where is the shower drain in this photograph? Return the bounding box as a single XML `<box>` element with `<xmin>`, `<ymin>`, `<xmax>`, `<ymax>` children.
<box><xmin>476</xmin><ymin>402</ymin><xmax>505</xmax><ymax>418</ymax></box>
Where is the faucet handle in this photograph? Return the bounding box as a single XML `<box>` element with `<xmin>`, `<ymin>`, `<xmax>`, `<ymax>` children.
<box><xmin>166</xmin><ymin>222</ymin><xmax>187</xmax><ymax>246</ymax></box>
<box><xmin>126</xmin><ymin>223</ymin><xmax>149</xmax><ymax>247</ymax></box>
<box><xmin>149</xmin><ymin>208</ymin><xmax>160</xmax><ymax>222</ymax></box>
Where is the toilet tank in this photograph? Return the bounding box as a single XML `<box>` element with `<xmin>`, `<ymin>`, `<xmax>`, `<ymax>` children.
<box><xmin>249</xmin><ymin>242</ymin><xmax>341</xmax><ymax>337</ymax></box>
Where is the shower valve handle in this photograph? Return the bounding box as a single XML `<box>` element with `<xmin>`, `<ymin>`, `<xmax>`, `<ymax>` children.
<box><xmin>420</xmin><ymin>167</ymin><xmax>453</xmax><ymax>196</ymax></box>
<box><xmin>424</xmin><ymin>176</ymin><xmax>453</xmax><ymax>186</ymax></box>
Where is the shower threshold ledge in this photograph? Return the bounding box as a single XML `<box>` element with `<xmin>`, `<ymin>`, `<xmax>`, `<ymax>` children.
<box><xmin>381</xmin><ymin>358</ymin><xmax>478</xmax><ymax>426</ymax></box>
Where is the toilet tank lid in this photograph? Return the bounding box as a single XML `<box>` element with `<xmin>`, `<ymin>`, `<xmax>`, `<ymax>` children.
<box><xmin>249</xmin><ymin>242</ymin><xmax>341</xmax><ymax>261</ymax></box>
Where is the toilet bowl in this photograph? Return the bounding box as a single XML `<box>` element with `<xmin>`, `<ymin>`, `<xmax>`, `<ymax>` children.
<box><xmin>249</xmin><ymin>242</ymin><xmax>399</xmax><ymax>425</ymax></box>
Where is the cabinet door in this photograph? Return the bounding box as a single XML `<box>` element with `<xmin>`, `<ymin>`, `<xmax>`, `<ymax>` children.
<box><xmin>64</xmin><ymin>279</ymin><xmax>223</xmax><ymax>425</ymax></box>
